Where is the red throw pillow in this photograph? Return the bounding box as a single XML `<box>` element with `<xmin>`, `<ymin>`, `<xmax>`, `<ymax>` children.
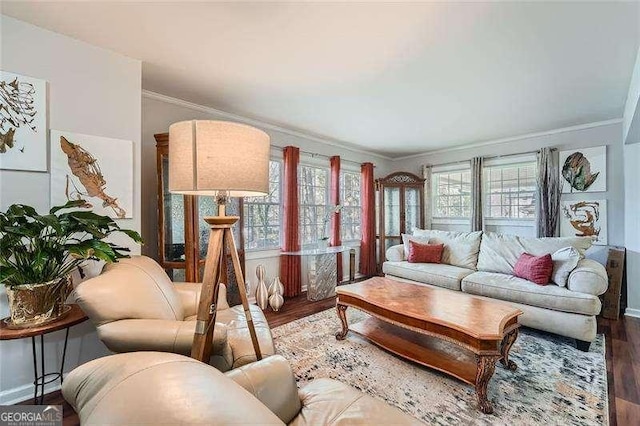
<box><xmin>407</xmin><ymin>240</ymin><xmax>444</xmax><ymax>264</ymax></box>
<box><xmin>514</xmin><ymin>253</ymin><xmax>553</xmax><ymax>285</ymax></box>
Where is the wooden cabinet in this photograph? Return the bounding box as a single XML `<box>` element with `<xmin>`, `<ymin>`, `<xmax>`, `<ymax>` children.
<box><xmin>376</xmin><ymin>172</ymin><xmax>425</xmax><ymax>270</ymax></box>
<box><xmin>155</xmin><ymin>133</ymin><xmax>245</xmax><ymax>305</ymax></box>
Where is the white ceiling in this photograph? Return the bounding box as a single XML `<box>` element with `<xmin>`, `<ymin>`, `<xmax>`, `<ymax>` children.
<box><xmin>2</xmin><ymin>2</ymin><xmax>639</xmax><ymax>157</ymax></box>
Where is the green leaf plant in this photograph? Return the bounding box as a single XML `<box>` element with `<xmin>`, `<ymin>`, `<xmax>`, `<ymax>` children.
<box><xmin>0</xmin><ymin>200</ymin><xmax>143</xmax><ymax>288</ymax></box>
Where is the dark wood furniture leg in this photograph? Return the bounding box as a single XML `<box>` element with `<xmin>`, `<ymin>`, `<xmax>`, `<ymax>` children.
<box><xmin>576</xmin><ymin>339</ymin><xmax>591</xmax><ymax>352</ymax></box>
<box><xmin>475</xmin><ymin>355</ymin><xmax>499</xmax><ymax>414</ymax></box>
<box><xmin>335</xmin><ymin>304</ymin><xmax>349</xmax><ymax>340</ymax></box>
<box><xmin>500</xmin><ymin>328</ymin><xmax>519</xmax><ymax>371</ymax></box>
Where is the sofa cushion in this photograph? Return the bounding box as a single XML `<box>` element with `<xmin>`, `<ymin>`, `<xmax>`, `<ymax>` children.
<box><xmin>226</xmin><ymin>355</ymin><xmax>302</xmax><ymax>424</ymax></box>
<box><xmin>382</xmin><ymin>261</ymin><xmax>474</xmax><ymax>291</ymax></box>
<box><xmin>568</xmin><ymin>259</ymin><xmax>609</xmax><ymax>296</ymax></box>
<box><xmin>76</xmin><ymin>255</ymin><xmax>185</xmax><ymax>326</ymax></box>
<box><xmin>412</xmin><ymin>229</ymin><xmax>483</xmax><ymax>270</ymax></box>
<box><xmin>461</xmin><ymin>271</ymin><xmax>601</xmax><ymax>315</ymax></box>
<box><xmin>386</xmin><ymin>244</ymin><xmax>405</xmax><ymax>262</ymax></box>
<box><xmin>61</xmin><ymin>352</ymin><xmax>285</xmax><ymax>426</ymax></box>
<box><xmin>215</xmin><ymin>305</ymin><xmax>276</xmax><ymax>368</ymax></box>
<box><xmin>476</xmin><ymin>232</ymin><xmax>593</xmax><ymax>275</ymax></box>
<box><xmin>293</xmin><ymin>378</ymin><xmax>421</xmax><ymax>426</ymax></box>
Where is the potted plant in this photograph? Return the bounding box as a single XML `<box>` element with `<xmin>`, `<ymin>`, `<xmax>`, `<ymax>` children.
<box><xmin>0</xmin><ymin>201</ymin><xmax>142</xmax><ymax>328</ymax></box>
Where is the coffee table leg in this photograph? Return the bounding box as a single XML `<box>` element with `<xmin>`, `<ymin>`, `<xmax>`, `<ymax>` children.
<box><xmin>475</xmin><ymin>355</ymin><xmax>498</xmax><ymax>414</ymax></box>
<box><xmin>500</xmin><ymin>328</ymin><xmax>519</xmax><ymax>371</ymax></box>
<box><xmin>335</xmin><ymin>304</ymin><xmax>349</xmax><ymax>340</ymax></box>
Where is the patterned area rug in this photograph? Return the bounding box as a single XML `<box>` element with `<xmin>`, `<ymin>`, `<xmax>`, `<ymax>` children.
<box><xmin>272</xmin><ymin>308</ymin><xmax>608</xmax><ymax>425</ymax></box>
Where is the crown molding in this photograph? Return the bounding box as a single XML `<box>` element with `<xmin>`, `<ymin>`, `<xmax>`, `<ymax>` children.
<box><xmin>392</xmin><ymin>118</ymin><xmax>624</xmax><ymax>161</ymax></box>
<box><xmin>142</xmin><ymin>90</ymin><xmax>393</xmax><ymax>161</ymax></box>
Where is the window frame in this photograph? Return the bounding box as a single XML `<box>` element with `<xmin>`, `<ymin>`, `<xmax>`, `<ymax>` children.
<box><xmin>340</xmin><ymin>169</ymin><xmax>362</xmax><ymax>243</ymax></box>
<box><xmin>431</xmin><ymin>165</ymin><xmax>472</xmax><ymax>221</ymax></box>
<box><xmin>298</xmin><ymin>163</ymin><xmax>330</xmax><ymax>247</ymax></box>
<box><xmin>483</xmin><ymin>158</ymin><xmax>537</xmax><ymax>221</ymax></box>
<box><xmin>243</xmin><ymin>159</ymin><xmax>283</xmax><ymax>252</ymax></box>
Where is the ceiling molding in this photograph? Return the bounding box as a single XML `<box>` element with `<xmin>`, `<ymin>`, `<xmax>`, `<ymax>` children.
<box><xmin>142</xmin><ymin>90</ymin><xmax>393</xmax><ymax>161</ymax></box>
<box><xmin>392</xmin><ymin>118</ymin><xmax>625</xmax><ymax>161</ymax></box>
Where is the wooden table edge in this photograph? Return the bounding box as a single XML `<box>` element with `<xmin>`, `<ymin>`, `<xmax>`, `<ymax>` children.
<box><xmin>336</xmin><ymin>292</ymin><xmax>523</xmax><ymax>341</ymax></box>
<box><xmin>0</xmin><ymin>304</ymin><xmax>88</xmax><ymax>340</ymax></box>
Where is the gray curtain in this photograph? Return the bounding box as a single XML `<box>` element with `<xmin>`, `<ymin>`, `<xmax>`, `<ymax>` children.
<box><xmin>536</xmin><ymin>147</ymin><xmax>562</xmax><ymax>237</ymax></box>
<box><xmin>423</xmin><ymin>165</ymin><xmax>432</xmax><ymax>230</ymax></box>
<box><xmin>470</xmin><ymin>157</ymin><xmax>483</xmax><ymax>232</ymax></box>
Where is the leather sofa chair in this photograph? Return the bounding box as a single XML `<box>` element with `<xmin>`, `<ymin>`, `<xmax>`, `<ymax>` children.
<box><xmin>74</xmin><ymin>256</ymin><xmax>274</xmax><ymax>371</ymax></box>
<box><xmin>62</xmin><ymin>352</ymin><xmax>421</xmax><ymax>425</ymax></box>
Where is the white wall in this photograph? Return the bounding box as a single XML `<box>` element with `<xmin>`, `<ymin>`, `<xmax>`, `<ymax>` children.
<box><xmin>0</xmin><ymin>16</ymin><xmax>141</xmax><ymax>404</ymax></box>
<box><xmin>141</xmin><ymin>92</ymin><xmax>392</xmax><ymax>297</ymax></box>
<box><xmin>623</xmin><ymin>47</ymin><xmax>640</xmax><ymax>145</ymax></box>
<box><xmin>624</xmin><ymin>143</ymin><xmax>640</xmax><ymax>315</ymax></box>
<box><xmin>623</xmin><ymin>47</ymin><xmax>640</xmax><ymax>317</ymax></box>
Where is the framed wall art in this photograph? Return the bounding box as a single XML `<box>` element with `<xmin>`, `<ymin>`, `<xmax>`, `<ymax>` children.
<box><xmin>50</xmin><ymin>130</ymin><xmax>133</xmax><ymax>219</ymax></box>
<box><xmin>0</xmin><ymin>70</ymin><xmax>47</xmax><ymax>171</ymax></box>
<box><xmin>559</xmin><ymin>146</ymin><xmax>606</xmax><ymax>193</ymax></box>
<box><xmin>560</xmin><ymin>199</ymin><xmax>607</xmax><ymax>245</ymax></box>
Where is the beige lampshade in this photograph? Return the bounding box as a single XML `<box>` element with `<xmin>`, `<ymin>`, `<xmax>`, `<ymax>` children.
<box><xmin>169</xmin><ymin>120</ymin><xmax>270</xmax><ymax>197</ymax></box>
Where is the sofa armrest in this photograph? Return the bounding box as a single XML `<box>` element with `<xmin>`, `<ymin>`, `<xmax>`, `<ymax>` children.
<box><xmin>97</xmin><ymin>319</ymin><xmax>228</xmax><ymax>357</ymax></box>
<box><xmin>567</xmin><ymin>259</ymin><xmax>608</xmax><ymax>296</ymax></box>
<box><xmin>386</xmin><ymin>244</ymin><xmax>405</xmax><ymax>262</ymax></box>
<box><xmin>225</xmin><ymin>355</ymin><xmax>301</xmax><ymax>424</ymax></box>
<box><xmin>174</xmin><ymin>282</ymin><xmax>230</xmax><ymax>317</ymax></box>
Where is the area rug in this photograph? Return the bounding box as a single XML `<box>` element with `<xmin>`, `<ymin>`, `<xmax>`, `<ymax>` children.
<box><xmin>272</xmin><ymin>308</ymin><xmax>608</xmax><ymax>426</ymax></box>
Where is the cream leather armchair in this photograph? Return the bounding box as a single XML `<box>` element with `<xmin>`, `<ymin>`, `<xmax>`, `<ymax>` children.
<box><xmin>74</xmin><ymin>256</ymin><xmax>275</xmax><ymax>371</ymax></box>
<box><xmin>62</xmin><ymin>352</ymin><xmax>421</xmax><ymax>425</ymax></box>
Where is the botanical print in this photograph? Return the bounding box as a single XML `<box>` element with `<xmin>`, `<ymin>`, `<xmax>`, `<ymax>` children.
<box><xmin>51</xmin><ymin>130</ymin><xmax>133</xmax><ymax>219</ymax></box>
<box><xmin>561</xmin><ymin>199</ymin><xmax>607</xmax><ymax>245</ymax></box>
<box><xmin>0</xmin><ymin>71</ymin><xmax>47</xmax><ymax>171</ymax></box>
<box><xmin>559</xmin><ymin>146</ymin><xmax>606</xmax><ymax>193</ymax></box>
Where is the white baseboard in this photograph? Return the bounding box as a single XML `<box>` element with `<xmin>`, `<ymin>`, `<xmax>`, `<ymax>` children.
<box><xmin>0</xmin><ymin>381</ymin><xmax>61</xmax><ymax>406</ymax></box>
<box><xmin>624</xmin><ymin>308</ymin><xmax>640</xmax><ymax>319</ymax></box>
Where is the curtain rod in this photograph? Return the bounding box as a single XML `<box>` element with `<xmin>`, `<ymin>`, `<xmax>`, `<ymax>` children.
<box><xmin>270</xmin><ymin>145</ymin><xmax>372</xmax><ymax>167</ymax></box>
<box><xmin>426</xmin><ymin>148</ymin><xmax>556</xmax><ymax>169</ymax></box>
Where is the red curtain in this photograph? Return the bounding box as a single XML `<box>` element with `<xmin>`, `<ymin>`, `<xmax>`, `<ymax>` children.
<box><xmin>360</xmin><ymin>162</ymin><xmax>377</xmax><ymax>276</ymax></box>
<box><xmin>280</xmin><ymin>146</ymin><xmax>301</xmax><ymax>297</ymax></box>
<box><xmin>330</xmin><ymin>156</ymin><xmax>343</xmax><ymax>283</ymax></box>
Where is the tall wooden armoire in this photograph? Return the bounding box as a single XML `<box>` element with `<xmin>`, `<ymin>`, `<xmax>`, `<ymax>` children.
<box><xmin>376</xmin><ymin>172</ymin><xmax>425</xmax><ymax>270</ymax></box>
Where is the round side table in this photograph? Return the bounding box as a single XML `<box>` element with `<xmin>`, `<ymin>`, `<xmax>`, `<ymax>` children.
<box><xmin>0</xmin><ymin>304</ymin><xmax>88</xmax><ymax>404</ymax></box>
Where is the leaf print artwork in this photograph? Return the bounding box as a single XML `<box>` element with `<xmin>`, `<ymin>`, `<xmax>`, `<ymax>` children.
<box><xmin>60</xmin><ymin>136</ymin><xmax>127</xmax><ymax>219</ymax></box>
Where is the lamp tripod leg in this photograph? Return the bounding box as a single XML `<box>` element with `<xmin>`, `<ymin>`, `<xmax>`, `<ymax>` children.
<box><xmin>191</xmin><ymin>228</ymin><xmax>224</xmax><ymax>362</ymax></box>
<box><xmin>224</xmin><ymin>228</ymin><xmax>263</xmax><ymax>361</ymax></box>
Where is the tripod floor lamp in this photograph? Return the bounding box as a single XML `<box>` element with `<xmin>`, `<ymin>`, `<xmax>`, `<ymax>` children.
<box><xmin>169</xmin><ymin>120</ymin><xmax>270</xmax><ymax>362</ymax></box>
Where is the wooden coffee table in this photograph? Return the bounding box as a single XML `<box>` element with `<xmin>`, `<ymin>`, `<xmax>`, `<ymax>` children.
<box><xmin>335</xmin><ymin>277</ymin><xmax>522</xmax><ymax>414</ymax></box>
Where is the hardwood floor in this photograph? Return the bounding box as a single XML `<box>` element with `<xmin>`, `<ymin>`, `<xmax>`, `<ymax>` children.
<box><xmin>17</xmin><ymin>293</ymin><xmax>640</xmax><ymax>426</ymax></box>
<box><xmin>598</xmin><ymin>315</ymin><xmax>640</xmax><ymax>426</ymax></box>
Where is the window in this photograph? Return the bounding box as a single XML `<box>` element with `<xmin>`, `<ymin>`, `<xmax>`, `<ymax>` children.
<box><xmin>299</xmin><ymin>165</ymin><xmax>328</xmax><ymax>246</ymax></box>
<box><xmin>484</xmin><ymin>162</ymin><xmax>536</xmax><ymax>219</ymax></box>
<box><xmin>432</xmin><ymin>170</ymin><xmax>471</xmax><ymax>218</ymax></box>
<box><xmin>243</xmin><ymin>160</ymin><xmax>282</xmax><ymax>250</ymax></box>
<box><xmin>340</xmin><ymin>171</ymin><xmax>361</xmax><ymax>241</ymax></box>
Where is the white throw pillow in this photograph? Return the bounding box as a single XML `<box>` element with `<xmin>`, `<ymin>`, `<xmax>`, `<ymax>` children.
<box><xmin>401</xmin><ymin>234</ymin><xmax>430</xmax><ymax>259</ymax></box>
<box><xmin>551</xmin><ymin>246</ymin><xmax>582</xmax><ymax>287</ymax></box>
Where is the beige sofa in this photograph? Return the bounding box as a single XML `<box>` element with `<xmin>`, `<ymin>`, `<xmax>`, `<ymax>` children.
<box><xmin>383</xmin><ymin>230</ymin><xmax>608</xmax><ymax>350</ymax></box>
<box><xmin>75</xmin><ymin>256</ymin><xmax>275</xmax><ymax>371</ymax></box>
<box><xmin>62</xmin><ymin>352</ymin><xmax>420</xmax><ymax>425</ymax></box>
